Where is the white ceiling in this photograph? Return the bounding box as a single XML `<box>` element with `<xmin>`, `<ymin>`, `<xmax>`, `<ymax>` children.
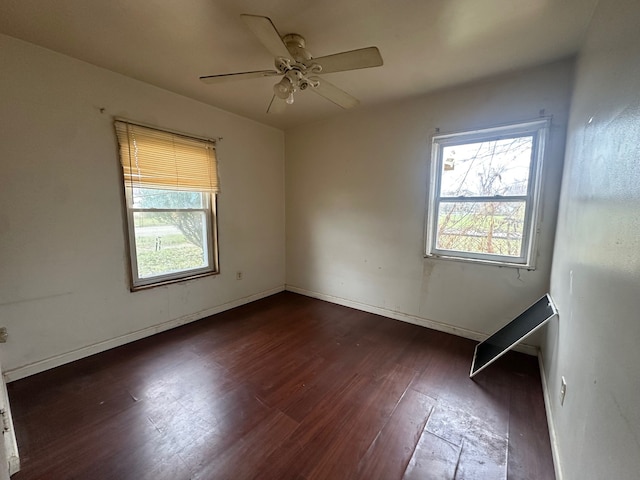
<box><xmin>0</xmin><ymin>0</ymin><xmax>597</xmax><ymax>130</ymax></box>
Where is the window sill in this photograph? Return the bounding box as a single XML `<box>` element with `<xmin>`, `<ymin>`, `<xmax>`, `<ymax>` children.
<box><xmin>130</xmin><ymin>270</ymin><xmax>219</xmax><ymax>291</ymax></box>
<box><xmin>424</xmin><ymin>253</ymin><xmax>535</xmax><ymax>271</ymax></box>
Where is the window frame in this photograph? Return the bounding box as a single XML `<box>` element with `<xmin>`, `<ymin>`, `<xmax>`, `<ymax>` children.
<box><xmin>425</xmin><ymin>118</ymin><xmax>550</xmax><ymax>269</ymax></box>
<box><xmin>115</xmin><ymin>119</ymin><xmax>220</xmax><ymax>290</ymax></box>
<box><xmin>124</xmin><ymin>188</ymin><xmax>219</xmax><ymax>289</ymax></box>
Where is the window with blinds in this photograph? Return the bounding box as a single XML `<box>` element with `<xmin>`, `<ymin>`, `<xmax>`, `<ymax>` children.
<box><xmin>114</xmin><ymin>120</ymin><xmax>220</xmax><ymax>289</ymax></box>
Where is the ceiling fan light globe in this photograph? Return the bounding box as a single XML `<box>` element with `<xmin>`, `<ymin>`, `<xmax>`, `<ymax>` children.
<box><xmin>274</xmin><ymin>78</ymin><xmax>291</xmax><ymax>99</ymax></box>
<box><xmin>286</xmin><ymin>93</ymin><xmax>295</xmax><ymax>105</ymax></box>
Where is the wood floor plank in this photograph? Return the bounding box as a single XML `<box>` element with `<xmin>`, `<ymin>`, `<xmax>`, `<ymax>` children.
<box><xmin>191</xmin><ymin>410</ymin><xmax>299</xmax><ymax>479</ymax></box>
<box><xmin>411</xmin><ymin>332</ymin><xmax>512</xmax><ymax>439</ymax></box>
<box><xmin>306</xmin><ymin>363</ymin><xmax>418</xmax><ymax>480</ymax></box>
<box><xmin>8</xmin><ymin>292</ymin><xmax>555</xmax><ymax>480</ymax></box>
<box><xmin>426</xmin><ymin>400</ymin><xmax>509</xmax><ymax>478</ymax></box>
<box><xmin>356</xmin><ymin>388</ymin><xmax>437</xmax><ymax>480</ymax></box>
<box><xmin>507</xmin><ymin>362</ymin><xmax>556</xmax><ymax>480</ymax></box>
<box><xmin>455</xmin><ymin>433</ymin><xmax>508</xmax><ymax>480</ymax></box>
<box><xmin>254</xmin><ymin>353</ymin><xmax>327</xmax><ymax>408</ymax></box>
<box><xmin>11</xmin><ymin>376</ymin><xmax>136</xmax><ymax>457</ymax></box>
<box><xmin>395</xmin><ymin>327</ymin><xmax>454</xmax><ymax>373</ymax></box>
<box><xmin>72</xmin><ymin>431</ymin><xmax>193</xmax><ymax>480</ymax></box>
<box><xmin>281</xmin><ymin>335</ymin><xmax>398</xmax><ymax>423</ymax></box>
<box><xmin>403</xmin><ymin>430</ymin><xmax>462</xmax><ymax>480</ymax></box>
<box><xmin>15</xmin><ymin>401</ymin><xmax>179</xmax><ymax>479</ymax></box>
<box><xmin>251</xmin><ymin>372</ymin><xmax>376</xmax><ymax>479</ymax></box>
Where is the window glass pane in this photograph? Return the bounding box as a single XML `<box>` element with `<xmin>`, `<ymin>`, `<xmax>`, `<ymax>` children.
<box><xmin>133</xmin><ymin>211</ymin><xmax>208</xmax><ymax>278</ymax></box>
<box><xmin>440</xmin><ymin>136</ymin><xmax>533</xmax><ymax>197</ymax></box>
<box><xmin>132</xmin><ymin>188</ymin><xmax>205</xmax><ymax>209</ymax></box>
<box><xmin>436</xmin><ymin>201</ymin><xmax>526</xmax><ymax>257</ymax></box>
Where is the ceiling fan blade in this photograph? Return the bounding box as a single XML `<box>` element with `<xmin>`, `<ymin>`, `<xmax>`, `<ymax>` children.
<box><xmin>267</xmin><ymin>95</ymin><xmax>287</xmax><ymax>114</ymax></box>
<box><xmin>312</xmin><ymin>47</ymin><xmax>383</xmax><ymax>74</ymax></box>
<box><xmin>241</xmin><ymin>14</ymin><xmax>291</xmax><ymax>59</ymax></box>
<box><xmin>308</xmin><ymin>76</ymin><xmax>360</xmax><ymax>109</ymax></box>
<box><xmin>200</xmin><ymin>70</ymin><xmax>280</xmax><ymax>84</ymax></box>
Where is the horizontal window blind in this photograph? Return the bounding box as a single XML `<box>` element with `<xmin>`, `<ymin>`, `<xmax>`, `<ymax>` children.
<box><xmin>115</xmin><ymin>121</ymin><xmax>219</xmax><ymax>193</ymax></box>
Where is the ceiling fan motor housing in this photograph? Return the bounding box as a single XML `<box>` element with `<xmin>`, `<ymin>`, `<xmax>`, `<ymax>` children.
<box><xmin>282</xmin><ymin>34</ymin><xmax>312</xmax><ymax>63</ymax></box>
<box><xmin>273</xmin><ymin>39</ymin><xmax>322</xmax><ymax>95</ymax></box>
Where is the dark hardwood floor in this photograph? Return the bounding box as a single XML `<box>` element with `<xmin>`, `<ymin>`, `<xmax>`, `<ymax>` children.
<box><xmin>8</xmin><ymin>292</ymin><xmax>555</xmax><ymax>479</ymax></box>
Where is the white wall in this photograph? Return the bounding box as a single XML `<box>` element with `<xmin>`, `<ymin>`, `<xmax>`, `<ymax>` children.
<box><xmin>0</xmin><ymin>35</ymin><xmax>285</xmax><ymax>379</ymax></box>
<box><xmin>286</xmin><ymin>61</ymin><xmax>573</xmax><ymax>342</ymax></box>
<box><xmin>543</xmin><ymin>0</ymin><xmax>640</xmax><ymax>478</ymax></box>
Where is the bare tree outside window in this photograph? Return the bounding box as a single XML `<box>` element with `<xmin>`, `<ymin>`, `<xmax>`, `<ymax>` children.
<box><xmin>437</xmin><ymin>137</ymin><xmax>532</xmax><ymax>256</ymax></box>
<box><xmin>427</xmin><ymin>120</ymin><xmax>548</xmax><ymax>267</ymax></box>
<box><xmin>132</xmin><ymin>188</ymin><xmax>210</xmax><ymax>279</ymax></box>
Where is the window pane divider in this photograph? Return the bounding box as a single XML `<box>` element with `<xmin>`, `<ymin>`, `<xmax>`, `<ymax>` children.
<box><xmin>130</xmin><ymin>208</ymin><xmax>208</xmax><ymax>213</ymax></box>
<box><xmin>439</xmin><ymin>195</ymin><xmax>528</xmax><ymax>203</ymax></box>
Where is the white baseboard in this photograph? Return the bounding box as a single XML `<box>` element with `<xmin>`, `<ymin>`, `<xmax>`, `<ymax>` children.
<box><xmin>6</xmin><ymin>284</ymin><xmax>539</xmax><ymax>382</ymax></box>
<box><xmin>4</xmin><ymin>286</ymin><xmax>285</xmax><ymax>382</ymax></box>
<box><xmin>538</xmin><ymin>352</ymin><xmax>563</xmax><ymax>480</ymax></box>
<box><xmin>285</xmin><ymin>285</ymin><xmax>538</xmax><ymax>356</ymax></box>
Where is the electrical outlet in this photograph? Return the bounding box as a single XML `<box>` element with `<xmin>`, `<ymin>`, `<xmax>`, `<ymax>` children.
<box><xmin>236</xmin><ymin>271</ymin><xmax>243</xmax><ymax>280</ymax></box>
<box><xmin>560</xmin><ymin>376</ymin><xmax>567</xmax><ymax>406</ymax></box>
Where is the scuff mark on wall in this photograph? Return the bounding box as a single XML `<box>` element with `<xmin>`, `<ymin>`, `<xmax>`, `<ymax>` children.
<box><xmin>610</xmin><ymin>392</ymin><xmax>640</xmax><ymax>453</ymax></box>
<box><xmin>418</xmin><ymin>260</ymin><xmax>436</xmax><ymax>315</ymax></box>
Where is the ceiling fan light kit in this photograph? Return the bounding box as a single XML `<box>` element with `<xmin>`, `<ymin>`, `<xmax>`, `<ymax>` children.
<box><xmin>273</xmin><ymin>67</ymin><xmax>320</xmax><ymax>105</ymax></box>
<box><xmin>200</xmin><ymin>14</ymin><xmax>383</xmax><ymax>114</ymax></box>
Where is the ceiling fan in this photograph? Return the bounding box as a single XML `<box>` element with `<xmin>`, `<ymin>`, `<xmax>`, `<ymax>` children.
<box><xmin>200</xmin><ymin>14</ymin><xmax>384</xmax><ymax>114</ymax></box>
